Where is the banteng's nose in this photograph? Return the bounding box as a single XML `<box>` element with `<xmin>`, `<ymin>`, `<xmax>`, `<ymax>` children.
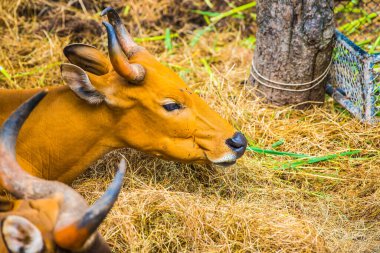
<box><xmin>225</xmin><ymin>132</ymin><xmax>247</xmax><ymax>159</ymax></box>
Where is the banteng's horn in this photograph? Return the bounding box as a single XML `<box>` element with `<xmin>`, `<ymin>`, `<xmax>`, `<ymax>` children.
<box><xmin>101</xmin><ymin>7</ymin><xmax>137</xmax><ymax>52</ymax></box>
<box><xmin>0</xmin><ymin>91</ymin><xmax>125</xmax><ymax>251</ymax></box>
<box><xmin>102</xmin><ymin>7</ymin><xmax>145</xmax><ymax>83</ymax></box>
<box><xmin>0</xmin><ymin>90</ymin><xmax>48</xmax><ymax>197</ymax></box>
<box><xmin>53</xmin><ymin>159</ymin><xmax>126</xmax><ymax>250</ymax></box>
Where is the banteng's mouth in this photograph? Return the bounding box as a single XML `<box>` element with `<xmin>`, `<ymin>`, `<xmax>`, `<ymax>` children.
<box><xmin>208</xmin><ymin>152</ymin><xmax>238</xmax><ymax>167</ymax></box>
<box><xmin>214</xmin><ymin>160</ymin><xmax>237</xmax><ymax>167</ymax></box>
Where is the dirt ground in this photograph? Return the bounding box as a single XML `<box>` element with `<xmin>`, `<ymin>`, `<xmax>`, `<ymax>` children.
<box><xmin>0</xmin><ymin>0</ymin><xmax>379</xmax><ymax>252</ymax></box>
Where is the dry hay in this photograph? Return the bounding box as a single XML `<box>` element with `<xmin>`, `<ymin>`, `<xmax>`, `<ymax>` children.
<box><xmin>0</xmin><ymin>0</ymin><xmax>380</xmax><ymax>252</ymax></box>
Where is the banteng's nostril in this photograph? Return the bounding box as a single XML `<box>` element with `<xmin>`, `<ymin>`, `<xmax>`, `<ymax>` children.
<box><xmin>225</xmin><ymin>132</ymin><xmax>248</xmax><ymax>159</ymax></box>
<box><xmin>226</xmin><ymin>132</ymin><xmax>247</xmax><ymax>149</ymax></box>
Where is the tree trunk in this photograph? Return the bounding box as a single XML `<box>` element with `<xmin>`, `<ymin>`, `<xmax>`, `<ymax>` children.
<box><xmin>248</xmin><ymin>0</ymin><xmax>335</xmax><ymax>109</ymax></box>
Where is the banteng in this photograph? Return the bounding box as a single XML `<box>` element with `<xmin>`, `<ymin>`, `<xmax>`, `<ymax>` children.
<box><xmin>0</xmin><ymin>8</ymin><xmax>247</xmax><ymax>183</ymax></box>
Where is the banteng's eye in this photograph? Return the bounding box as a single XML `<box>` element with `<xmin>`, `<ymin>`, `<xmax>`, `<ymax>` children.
<box><xmin>163</xmin><ymin>103</ymin><xmax>182</xmax><ymax>111</ymax></box>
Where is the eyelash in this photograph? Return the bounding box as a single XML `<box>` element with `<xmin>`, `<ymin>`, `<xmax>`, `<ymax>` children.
<box><xmin>163</xmin><ymin>103</ymin><xmax>182</xmax><ymax>111</ymax></box>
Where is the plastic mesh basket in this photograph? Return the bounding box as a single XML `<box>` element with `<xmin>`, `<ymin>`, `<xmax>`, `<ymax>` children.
<box><xmin>327</xmin><ymin>30</ymin><xmax>380</xmax><ymax>123</ymax></box>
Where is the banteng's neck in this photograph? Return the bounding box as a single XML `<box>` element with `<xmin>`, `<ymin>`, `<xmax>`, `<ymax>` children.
<box><xmin>0</xmin><ymin>87</ymin><xmax>123</xmax><ymax>183</ymax></box>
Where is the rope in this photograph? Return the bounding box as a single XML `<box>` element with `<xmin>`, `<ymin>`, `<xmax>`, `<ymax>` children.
<box><xmin>250</xmin><ymin>57</ymin><xmax>333</xmax><ymax>92</ymax></box>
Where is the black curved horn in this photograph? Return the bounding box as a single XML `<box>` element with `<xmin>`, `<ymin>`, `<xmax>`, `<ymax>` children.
<box><xmin>103</xmin><ymin>21</ymin><xmax>145</xmax><ymax>83</ymax></box>
<box><xmin>101</xmin><ymin>7</ymin><xmax>137</xmax><ymax>52</ymax></box>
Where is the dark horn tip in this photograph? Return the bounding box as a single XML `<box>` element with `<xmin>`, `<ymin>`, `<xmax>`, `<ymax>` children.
<box><xmin>101</xmin><ymin>7</ymin><xmax>114</xmax><ymax>16</ymax></box>
<box><xmin>74</xmin><ymin>158</ymin><xmax>126</xmax><ymax>233</ymax></box>
<box><xmin>110</xmin><ymin>159</ymin><xmax>126</xmax><ymax>193</ymax></box>
<box><xmin>53</xmin><ymin>158</ymin><xmax>126</xmax><ymax>250</ymax></box>
<box><xmin>101</xmin><ymin>7</ymin><xmax>122</xmax><ymax>26</ymax></box>
<box><xmin>118</xmin><ymin>159</ymin><xmax>127</xmax><ymax>176</ymax></box>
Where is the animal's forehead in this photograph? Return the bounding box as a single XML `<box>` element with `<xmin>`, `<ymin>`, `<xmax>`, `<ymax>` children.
<box><xmin>179</xmin><ymin>87</ymin><xmax>193</xmax><ymax>95</ymax></box>
<box><xmin>130</xmin><ymin>50</ymin><xmax>187</xmax><ymax>83</ymax></box>
<box><xmin>129</xmin><ymin>49</ymin><xmax>161</xmax><ymax>66</ymax></box>
<box><xmin>152</xmin><ymin>86</ymin><xmax>195</xmax><ymax>104</ymax></box>
<box><xmin>104</xmin><ymin>49</ymin><xmax>197</xmax><ymax>103</ymax></box>
<box><xmin>134</xmin><ymin>54</ymin><xmax>194</xmax><ymax>98</ymax></box>
<box><xmin>1</xmin><ymin>198</ymin><xmax>61</xmax><ymax>229</ymax></box>
<box><xmin>174</xmin><ymin>87</ymin><xmax>194</xmax><ymax>99</ymax></box>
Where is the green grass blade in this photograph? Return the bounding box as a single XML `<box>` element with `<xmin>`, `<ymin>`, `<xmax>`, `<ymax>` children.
<box><xmin>275</xmin><ymin>150</ymin><xmax>361</xmax><ymax>170</ymax></box>
<box><xmin>338</xmin><ymin>11</ymin><xmax>379</xmax><ymax>34</ymax></box>
<box><xmin>135</xmin><ymin>33</ymin><xmax>179</xmax><ymax>43</ymax></box>
<box><xmin>210</xmin><ymin>1</ymin><xmax>256</xmax><ymax>23</ymax></box>
<box><xmin>200</xmin><ymin>58</ymin><xmax>213</xmax><ymax>79</ymax></box>
<box><xmin>12</xmin><ymin>62</ymin><xmax>61</xmax><ymax>78</ymax></box>
<box><xmin>191</xmin><ymin>2</ymin><xmax>256</xmax><ymax>47</ymax></box>
<box><xmin>164</xmin><ymin>28</ymin><xmax>173</xmax><ymax>51</ymax></box>
<box><xmin>247</xmin><ymin>146</ymin><xmax>310</xmax><ymax>158</ymax></box>
<box><xmin>241</xmin><ymin>35</ymin><xmax>256</xmax><ymax>49</ymax></box>
<box><xmin>190</xmin><ymin>26</ymin><xmax>213</xmax><ymax>47</ymax></box>
<box><xmin>192</xmin><ymin>10</ymin><xmax>220</xmax><ymax>17</ymax></box>
<box><xmin>271</xmin><ymin>139</ymin><xmax>284</xmax><ymax>148</ymax></box>
<box><xmin>369</xmin><ymin>35</ymin><xmax>380</xmax><ymax>54</ymax></box>
<box><xmin>123</xmin><ymin>5</ymin><xmax>130</xmax><ymax>16</ymax></box>
<box><xmin>356</xmin><ymin>38</ymin><xmax>372</xmax><ymax>47</ymax></box>
<box><xmin>0</xmin><ymin>66</ymin><xmax>11</xmax><ymax>80</ymax></box>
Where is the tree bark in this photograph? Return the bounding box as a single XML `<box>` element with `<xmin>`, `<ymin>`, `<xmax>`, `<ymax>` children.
<box><xmin>248</xmin><ymin>0</ymin><xmax>335</xmax><ymax>109</ymax></box>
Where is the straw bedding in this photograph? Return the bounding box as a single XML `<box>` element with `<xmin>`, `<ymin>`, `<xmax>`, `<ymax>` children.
<box><xmin>0</xmin><ymin>0</ymin><xmax>379</xmax><ymax>252</ymax></box>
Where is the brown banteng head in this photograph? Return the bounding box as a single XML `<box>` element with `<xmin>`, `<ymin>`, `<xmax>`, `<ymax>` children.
<box><xmin>0</xmin><ymin>91</ymin><xmax>125</xmax><ymax>252</ymax></box>
<box><xmin>61</xmin><ymin>7</ymin><xmax>247</xmax><ymax>166</ymax></box>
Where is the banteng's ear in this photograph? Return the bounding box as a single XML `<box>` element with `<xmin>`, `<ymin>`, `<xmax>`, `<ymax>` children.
<box><xmin>61</xmin><ymin>63</ymin><xmax>105</xmax><ymax>104</ymax></box>
<box><xmin>2</xmin><ymin>215</ymin><xmax>44</xmax><ymax>253</ymax></box>
<box><xmin>64</xmin><ymin>44</ymin><xmax>111</xmax><ymax>76</ymax></box>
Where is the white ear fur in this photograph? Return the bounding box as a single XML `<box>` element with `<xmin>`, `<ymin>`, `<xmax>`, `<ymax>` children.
<box><xmin>61</xmin><ymin>63</ymin><xmax>105</xmax><ymax>104</ymax></box>
<box><xmin>2</xmin><ymin>215</ymin><xmax>44</xmax><ymax>253</ymax></box>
